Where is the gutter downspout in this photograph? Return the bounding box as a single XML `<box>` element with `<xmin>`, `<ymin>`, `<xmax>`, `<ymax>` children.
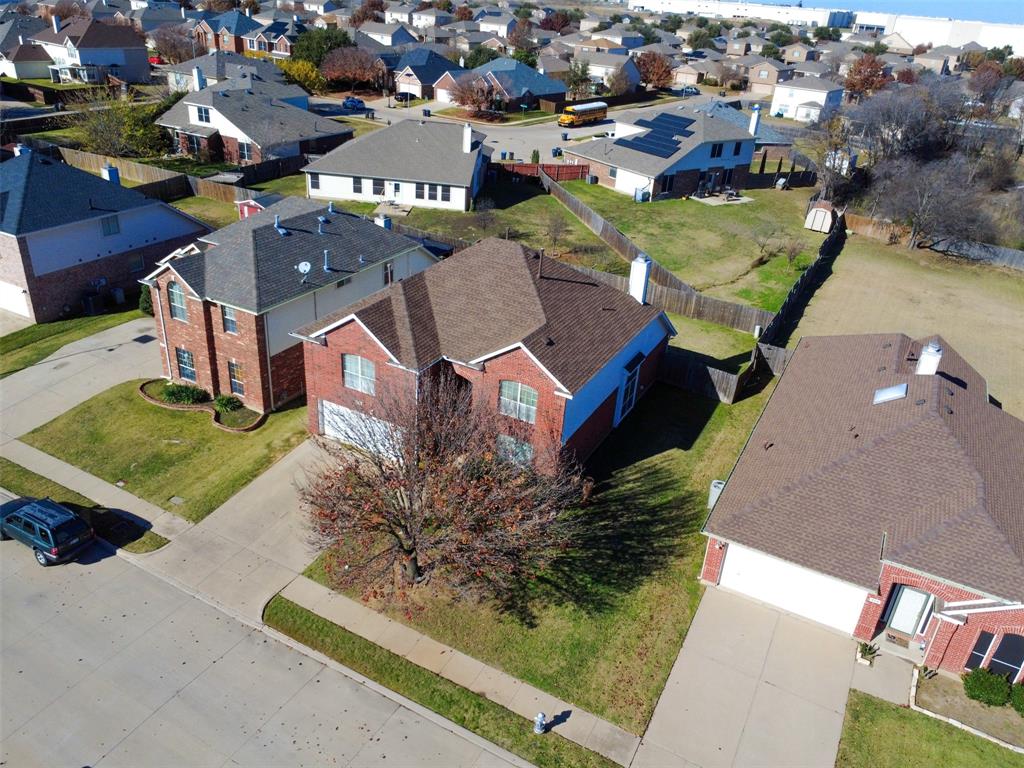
<box><xmin>142</xmin><ymin>279</ymin><xmax>173</xmax><ymax>378</ymax></box>
<box><xmin>263</xmin><ymin>314</ymin><xmax>275</xmax><ymax>411</ymax></box>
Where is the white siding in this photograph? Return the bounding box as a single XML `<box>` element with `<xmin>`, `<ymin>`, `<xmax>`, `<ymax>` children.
<box><xmin>187</xmin><ymin>104</ymin><xmax>254</xmax><ymax>143</ymax></box>
<box><xmin>0</xmin><ymin>279</ymin><xmax>30</xmax><ymax>316</ymax></box>
<box><xmin>612</xmin><ymin>167</ymin><xmax>655</xmax><ymax>197</ymax></box>
<box><xmin>719</xmin><ymin>543</ymin><xmax>870</xmax><ymax>635</ymax></box>
<box><xmin>308</xmin><ymin>173</ymin><xmax>472</xmax><ymax>211</ymax></box>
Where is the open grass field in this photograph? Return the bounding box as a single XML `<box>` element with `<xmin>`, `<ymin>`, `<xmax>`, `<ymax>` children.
<box><xmin>23</xmin><ymin>381</ymin><xmax>309</xmax><ymax>523</ymax></box>
<box><xmin>666</xmin><ymin>313</ymin><xmax>755</xmax><ymax>372</ymax></box>
<box><xmin>837</xmin><ymin>690</ymin><xmax>1024</xmax><ymax>768</ymax></box>
<box><xmin>306</xmin><ymin>382</ymin><xmax>773</xmax><ymax>734</ymax></box>
<box><xmin>561</xmin><ymin>181</ymin><xmax>824</xmax><ymax>311</ymax></box>
<box><xmin>170</xmin><ymin>196</ymin><xmax>239</xmax><ymax>230</ymax></box>
<box><xmin>790</xmin><ymin>235</ymin><xmax>1024</xmax><ymax>418</ymax></box>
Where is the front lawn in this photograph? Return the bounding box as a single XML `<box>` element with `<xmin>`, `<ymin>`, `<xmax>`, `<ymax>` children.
<box><xmin>22</xmin><ymin>381</ymin><xmax>309</xmax><ymax>523</ymax></box>
<box><xmin>916</xmin><ymin>670</ymin><xmax>1023</xmax><ymax>748</ymax></box>
<box><xmin>170</xmin><ymin>196</ymin><xmax>239</xmax><ymax>230</ymax></box>
<box><xmin>306</xmin><ymin>383</ymin><xmax>773</xmax><ymax>733</ymax></box>
<box><xmin>264</xmin><ymin>597</ymin><xmax>615</xmax><ymax>768</ymax></box>
<box><xmin>837</xmin><ymin>690</ymin><xmax>1024</xmax><ymax>768</ymax></box>
<box><xmin>330</xmin><ymin>116</ymin><xmax>384</xmax><ymax>138</ymax></box>
<box><xmin>0</xmin><ymin>457</ymin><xmax>167</xmax><ymax>554</ymax></box>
<box><xmin>561</xmin><ymin>181</ymin><xmax>825</xmax><ymax>312</ymax></box>
<box><xmin>0</xmin><ymin>307</ymin><xmax>144</xmax><ymax>378</ymax></box>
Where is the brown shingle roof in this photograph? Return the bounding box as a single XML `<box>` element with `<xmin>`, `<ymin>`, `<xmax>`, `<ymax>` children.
<box><xmin>298</xmin><ymin>238</ymin><xmax>669</xmax><ymax>394</ymax></box>
<box><xmin>704</xmin><ymin>333</ymin><xmax>1024</xmax><ymax>602</ymax></box>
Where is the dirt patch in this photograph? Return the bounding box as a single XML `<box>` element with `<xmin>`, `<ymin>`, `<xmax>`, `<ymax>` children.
<box><xmin>916</xmin><ymin>673</ymin><xmax>1023</xmax><ymax>748</ymax></box>
<box><xmin>791</xmin><ymin>236</ymin><xmax>1024</xmax><ymax>418</ymax></box>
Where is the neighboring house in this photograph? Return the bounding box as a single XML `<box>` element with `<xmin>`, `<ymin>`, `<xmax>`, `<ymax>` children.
<box><xmin>579</xmin><ymin>11</ymin><xmax>602</xmax><ymax>33</ymax></box>
<box><xmin>694</xmin><ymin>100</ymin><xmax>792</xmax><ymax>151</ymax></box>
<box><xmin>781</xmin><ymin>42</ymin><xmax>818</xmax><ymax>63</ymax></box>
<box><xmin>769</xmin><ymin>76</ymin><xmax>843</xmax><ymax>122</ymax></box>
<box><xmin>536</xmin><ymin>54</ymin><xmax>570</xmax><ymax>82</ymax></box>
<box><xmin>725</xmin><ymin>38</ymin><xmax>749</xmax><ymax>58</ymax></box>
<box><xmin>358</xmin><ymin>22</ymin><xmax>417</xmax><ymax>47</ymax></box>
<box><xmin>163</xmin><ymin>49</ymin><xmax>285</xmax><ymax>91</ymax></box>
<box><xmin>156</xmin><ymin>87</ymin><xmax>352</xmax><ymax>164</ymax></box>
<box><xmin>879</xmin><ymin>31</ymin><xmax>913</xmax><ymax>56</ymax></box>
<box><xmin>700</xmin><ymin>334</ymin><xmax>1024</xmax><ymax>685</ymax></box>
<box><xmin>745</xmin><ymin>36</ymin><xmax>770</xmax><ymax>55</ymax></box>
<box><xmin>434</xmin><ymin>56</ymin><xmax>565</xmax><ymax>109</ymax></box>
<box><xmin>477</xmin><ymin>13</ymin><xmax>516</xmax><ymax>38</ymax></box>
<box><xmin>791</xmin><ymin>59</ymin><xmax>831</xmax><ymax>78</ymax></box>
<box><xmin>0</xmin><ymin>42</ymin><xmax>53</xmax><ymax>79</ymax></box>
<box><xmin>242</xmin><ymin>17</ymin><xmax>307</xmax><ymax>58</ymax></box>
<box><xmin>29</xmin><ymin>16</ymin><xmax>149</xmax><ymax>83</ymax></box>
<box><xmin>584</xmin><ymin>52</ymin><xmax>641</xmax><ymax>92</ymax></box>
<box><xmin>747</xmin><ymin>58</ymin><xmax>795</xmax><ymax>97</ymax></box>
<box><xmin>194</xmin><ymin>10</ymin><xmax>262</xmax><ymax>54</ymax></box>
<box><xmin>914</xmin><ymin>48</ymin><xmax>950</xmax><ymax>75</ymax></box>
<box><xmin>142</xmin><ymin>198</ymin><xmax>438</xmax><ymax>414</ymax></box>
<box><xmin>116</xmin><ymin>5</ymin><xmax>196</xmax><ymax>34</ymax></box>
<box><xmin>294</xmin><ymin>238</ymin><xmax>674</xmax><ymax>463</ymax></box>
<box><xmin>411</xmin><ymin>7</ymin><xmax>452</xmax><ymax>28</ymax></box>
<box><xmin>384</xmin><ymin>4</ymin><xmax>414</xmax><ymax>25</ymax></box>
<box><xmin>563</xmin><ymin>107</ymin><xmax>756</xmax><ymax>198</ymax></box>
<box><xmin>672</xmin><ymin>59</ymin><xmax>723</xmax><ymax>86</ymax></box>
<box><xmin>600</xmin><ymin>24</ymin><xmax>644</xmax><ymax>50</ymax></box>
<box><xmin>576</xmin><ymin>37</ymin><xmax>628</xmax><ymax>56</ymax></box>
<box><xmin>0</xmin><ymin>9</ymin><xmax>47</xmax><ymax>56</ymax></box>
<box><xmin>393</xmin><ymin>48</ymin><xmax>463</xmax><ymax>98</ymax></box>
<box><xmin>0</xmin><ymin>152</ymin><xmax>205</xmax><ymax>322</ymax></box>
<box><xmin>303</xmin><ymin>120</ymin><xmax>490</xmax><ymax>212</ymax></box>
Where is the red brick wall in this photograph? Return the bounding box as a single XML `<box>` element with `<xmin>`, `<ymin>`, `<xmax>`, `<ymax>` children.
<box><xmin>221</xmin><ymin>135</ymin><xmax>262</xmax><ymax>166</ymax></box>
<box><xmin>178</xmin><ymin>132</ymin><xmax>224</xmax><ymax>162</ymax></box>
<box><xmin>700</xmin><ymin>537</ymin><xmax>727</xmax><ymax>584</ymax></box>
<box><xmin>270</xmin><ymin>342</ymin><xmax>306</xmax><ymax>408</ymax></box>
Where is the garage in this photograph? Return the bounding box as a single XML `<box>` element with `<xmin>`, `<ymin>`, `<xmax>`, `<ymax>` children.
<box><xmin>435</xmin><ymin>87</ymin><xmax>453</xmax><ymax>104</ymax></box>
<box><xmin>718</xmin><ymin>543</ymin><xmax>870</xmax><ymax>635</ymax></box>
<box><xmin>320</xmin><ymin>400</ymin><xmax>395</xmax><ymax>456</ymax></box>
<box><xmin>0</xmin><ymin>280</ymin><xmax>30</xmax><ymax>317</ymax></box>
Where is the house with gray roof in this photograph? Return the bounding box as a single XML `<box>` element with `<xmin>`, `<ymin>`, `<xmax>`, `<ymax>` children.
<box><xmin>156</xmin><ymin>87</ymin><xmax>352</xmax><ymax>165</ymax></box>
<box><xmin>433</xmin><ymin>56</ymin><xmax>565</xmax><ymax>109</ymax></box>
<box><xmin>242</xmin><ymin>16</ymin><xmax>308</xmax><ymax>58</ymax></box>
<box><xmin>700</xmin><ymin>334</ymin><xmax>1024</xmax><ymax>685</ymax></box>
<box><xmin>358</xmin><ymin>21</ymin><xmax>418</xmax><ymax>47</ymax></box>
<box><xmin>163</xmin><ymin>49</ymin><xmax>285</xmax><ymax>91</ymax></box>
<box><xmin>0</xmin><ymin>151</ymin><xmax>205</xmax><ymax>322</ymax></box>
<box><xmin>194</xmin><ymin>9</ymin><xmax>262</xmax><ymax>54</ymax></box>
<box><xmin>141</xmin><ymin>197</ymin><xmax>438</xmax><ymax>414</ymax></box>
<box><xmin>393</xmin><ymin>48</ymin><xmax>464</xmax><ymax>99</ymax></box>
<box><xmin>29</xmin><ymin>16</ymin><xmax>149</xmax><ymax>83</ymax></box>
<box><xmin>304</xmin><ymin>120</ymin><xmax>490</xmax><ymax>211</ymax></box>
<box><xmin>769</xmin><ymin>75</ymin><xmax>844</xmax><ymax>122</ymax></box>
<box><xmin>562</xmin><ymin>105</ymin><xmax>756</xmax><ymax>198</ymax></box>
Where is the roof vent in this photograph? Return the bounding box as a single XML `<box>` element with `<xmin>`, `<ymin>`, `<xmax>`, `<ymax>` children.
<box><xmin>318</xmin><ymin>220</ymin><xmax>324</xmax><ymax>234</ymax></box>
<box><xmin>358</xmin><ymin>254</ymin><xmax>366</xmax><ymax>264</ymax></box>
<box><xmin>323</xmin><ymin>250</ymin><xmax>332</xmax><ymax>272</ymax></box>
<box><xmin>873</xmin><ymin>383</ymin><xmax>908</xmax><ymax>405</ymax></box>
<box><xmin>916</xmin><ymin>341</ymin><xmax>942</xmax><ymax>375</ymax></box>
<box><xmin>328</xmin><ymin>201</ymin><xmax>335</xmax><ymax>214</ymax></box>
<box><xmin>274</xmin><ymin>214</ymin><xmax>288</xmax><ymax>236</ymax></box>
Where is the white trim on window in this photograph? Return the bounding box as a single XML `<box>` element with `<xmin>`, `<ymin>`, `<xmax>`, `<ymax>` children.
<box><xmin>168</xmin><ymin>281</ymin><xmax>188</xmax><ymax>322</ymax></box>
<box><xmin>498</xmin><ymin>380</ymin><xmax>538</xmax><ymax>424</ymax></box>
<box><xmin>343</xmin><ymin>354</ymin><xmax>376</xmax><ymax>395</ymax></box>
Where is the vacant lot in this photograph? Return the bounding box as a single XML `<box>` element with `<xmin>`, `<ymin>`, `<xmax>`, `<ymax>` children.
<box><xmin>306</xmin><ymin>382</ymin><xmax>772</xmax><ymax>734</ymax></box>
<box><xmin>791</xmin><ymin>235</ymin><xmax>1024</xmax><ymax>417</ymax></box>
<box><xmin>561</xmin><ymin>182</ymin><xmax>824</xmax><ymax>311</ymax></box>
<box><xmin>837</xmin><ymin>690</ymin><xmax>1024</xmax><ymax>768</ymax></box>
<box><xmin>23</xmin><ymin>381</ymin><xmax>308</xmax><ymax>522</ymax></box>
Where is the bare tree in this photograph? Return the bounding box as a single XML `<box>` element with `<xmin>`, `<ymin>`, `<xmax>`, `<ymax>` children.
<box><xmin>784</xmin><ymin>237</ymin><xmax>805</xmax><ymax>265</ymax></box>
<box><xmin>450</xmin><ymin>74</ymin><xmax>493</xmax><ymax>115</ymax></box>
<box><xmin>474</xmin><ymin>197</ymin><xmax>496</xmax><ymax>230</ymax></box>
<box><xmin>321</xmin><ymin>45</ymin><xmax>381</xmax><ymax>87</ymax></box>
<box><xmin>752</xmin><ymin>230</ymin><xmax>783</xmax><ymax>265</ymax></box>
<box><xmin>606</xmin><ymin>65</ymin><xmax>632</xmax><ymax>96</ymax></box>
<box><xmin>545</xmin><ymin>212</ymin><xmax>568</xmax><ymax>251</ymax></box>
<box><xmin>302</xmin><ymin>370</ymin><xmax>582</xmax><ymax>602</ymax></box>
<box><xmin>806</xmin><ymin>113</ymin><xmax>852</xmax><ymax>200</ymax></box>
<box><xmin>152</xmin><ymin>24</ymin><xmax>203</xmax><ymax>65</ymax></box>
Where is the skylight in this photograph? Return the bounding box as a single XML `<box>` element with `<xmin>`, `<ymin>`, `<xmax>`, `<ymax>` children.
<box><xmin>872</xmin><ymin>383</ymin><xmax>908</xmax><ymax>405</ymax></box>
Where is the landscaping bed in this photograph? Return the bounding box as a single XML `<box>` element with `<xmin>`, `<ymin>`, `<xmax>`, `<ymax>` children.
<box><xmin>23</xmin><ymin>380</ymin><xmax>308</xmax><ymax>523</ymax></box>
<box><xmin>916</xmin><ymin>672</ymin><xmax>1023</xmax><ymax>749</ymax></box>
<box><xmin>264</xmin><ymin>596</ymin><xmax>615</xmax><ymax>768</ymax></box>
<box><xmin>837</xmin><ymin>690</ymin><xmax>1024</xmax><ymax>768</ymax></box>
<box><xmin>0</xmin><ymin>457</ymin><xmax>167</xmax><ymax>554</ymax></box>
<box><xmin>304</xmin><ymin>382</ymin><xmax>773</xmax><ymax>733</ymax></box>
<box><xmin>139</xmin><ymin>380</ymin><xmax>264</xmax><ymax>432</ymax></box>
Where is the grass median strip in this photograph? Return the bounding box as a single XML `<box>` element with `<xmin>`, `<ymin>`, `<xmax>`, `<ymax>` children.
<box><xmin>263</xmin><ymin>595</ymin><xmax>617</xmax><ymax>768</ymax></box>
<box><xmin>0</xmin><ymin>457</ymin><xmax>168</xmax><ymax>554</ymax></box>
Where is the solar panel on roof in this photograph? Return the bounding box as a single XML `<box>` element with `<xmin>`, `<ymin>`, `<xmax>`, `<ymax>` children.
<box><xmin>613</xmin><ymin>111</ymin><xmax>699</xmax><ymax>157</ymax></box>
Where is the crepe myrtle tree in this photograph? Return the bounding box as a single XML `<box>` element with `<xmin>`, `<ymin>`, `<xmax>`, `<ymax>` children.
<box><xmin>302</xmin><ymin>370</ymin><xmax>583</xmax><ymax>603</ymax></box>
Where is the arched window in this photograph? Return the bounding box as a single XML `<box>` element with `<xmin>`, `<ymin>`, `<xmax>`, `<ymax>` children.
<box><xmin>498</xmin><ymin>381</ymin><xmax>538</xmax><ymax>424</ymax></box>
<box><xmin>168</xmin><ymin>281</ymin><xmax>187</xmax><ymax>321</ymax></box>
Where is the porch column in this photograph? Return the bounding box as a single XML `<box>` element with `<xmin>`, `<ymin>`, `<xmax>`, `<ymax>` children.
<box><xmin>853</xmin><ymin>592</ymin><xmax>885</xmax><ymax>641</ymax></box>
<box><xmin>923</xmin><ymin>617</ymin><xmax>958</xmax><ymax>670</ymax></box>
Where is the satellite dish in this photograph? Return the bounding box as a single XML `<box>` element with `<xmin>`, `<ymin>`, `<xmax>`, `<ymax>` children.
<box><xmin>296</xmin><ymin>261</ymin><xmax>312</xmax><ymax>274</ymax></box>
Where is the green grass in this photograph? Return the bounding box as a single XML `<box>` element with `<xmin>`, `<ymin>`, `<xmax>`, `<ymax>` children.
<box><xmin>250</xmin><ymin>173</ymin><xmax>308</xmax><ymax>197</ymax></box>
<box><xmin>837</xmin><ymin>690</ymin><xmax>1024</xmax><ymax>768</ymax></box>
<box><xmin>264</xmin><ymin>596</ymin><xmax>615</xmax><ymax>768</ymax></box>
<box><xmin>138</xmin><ymin>156</ymin><xmax>238</xmax><ymax>177</ymax></box>
<box><xmin>24</xmin><ymin>125</ymin><xmax>88</xmax><ymax>147</ymax></box>
<box><xmin>170</xmin><ymin>196</ymin><xmax>239</xmax><ymax>230</ymax></box>
<box><xmin>666</xmin><ymin>313</ymin><xmax>755</xmax><ymax>372</ymax></box>
<box><xmin>217</xmin><ymin>406</ymin><xmax>262</xmax><ymax>429</ymax></box>
<box><xmin>0</xmin><ymin>307</ymin><xmax>145</xmax><ymax>379</ymax></box>
<box><xmin>330</xmin><ymin>116</ymin><xmax>384</xmax><ymax>138</ymax></box>
<box><xmin>306</xmin><ymin>382</ymin><xmax>773</xmax><ymax>733</ymax></box>
<box><xmin>2</xmin><ymin>76</ymin><xmax>99</xmax><ymax>91</ymax></box>
<box><xmin>0</xmin><ymin>457</ymin><xmax>168</xmax><ymax>554</ymax></box>
<box><xmin>23</xmin><ymin>381</ymin><xmax>309</xmax><ymax>523</ymax></box>
<box><xmin>561</xmin><ymin>181</ymin><xmax>825</xmax><ymax>312</ymax></box>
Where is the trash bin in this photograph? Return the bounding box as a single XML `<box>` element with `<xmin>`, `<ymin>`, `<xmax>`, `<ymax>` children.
<box><xmin>561</xmin><ymin>132</ymin><xmax>568</xmax><ymax>141</ymax></box>
<box><xmin>508</xmin><ymin>151</ymin><xmax>514</xmax><ymax>161</ymax></box>
<box><xmin>500</xmin><ymin>150</ymin><xmax>507</xmax><ymax>160</ymax></box>
<box><xmin>422</xmin><ymin>108</ymin><xmax>431</xmax><ymax>117</ymax></box>
<box><xmin>551</xmin><ymin>147</ymin><xmax>559</xmax><ymax>158</ymax></box>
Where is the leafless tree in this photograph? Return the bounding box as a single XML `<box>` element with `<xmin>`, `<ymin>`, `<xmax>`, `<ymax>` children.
<box><xmin>545</xmin><ymin>212</ymin><xmax>568</xmax><ymax>251</ymax></box>
<box><xmin>450</xmin><ymin>74</ymin><xmax>493</xmax><ymax>115</ymax></box>
<box><xmin>152</xmin><ymin>24</ymin><xmax>203</xmax><ymax>65</ymax></box>
<box><xmin>474</xmin><ymin>197</ymin><xmax>496</xmax><ymax>230</ymax></box>
<box><xmin>606</xmin><ymin>65</ymin><xmax>632</xmax><ymax>96</ymax></box>
<box><xmin>302</xmin><ymin>369</ymin><xmax>583</xmax><ymax>603</ymax></box>
<box><xmin>806</xmin><ymin>114</ymin><xmax>852</xmax><ymax>200</ymax></box>
<box><xmin>784</xmin><ymin>237</ymin><xmax>805</xmax><ymax>265</ymax></box>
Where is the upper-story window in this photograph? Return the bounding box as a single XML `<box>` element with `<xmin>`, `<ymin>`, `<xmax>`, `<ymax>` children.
<box><xmin>710</xmin><ymin>143</ymin><xmax>723</xmax><ymax>159</ymax></box>
<box><xmin>383</xmin><ymin>262</ymin><xmax>394</xmax><ymax>286</ymax></box>
<box><xmin>733</xmin><ymin>141</ymin><xmax>742</xmax><ymax>156</ymax></box>
<box><xmin>168</xmin><ymin>281</ymin><xmax>187</xmax><ymax>321</ymax></box>
<box><xmin>196</xmin><ymin>106</ymin><xmax>211</xmax><ymax>123</ymax></box>
<box><xmin>498</xmin><ymin>380</ymin><xmax>537</xmax><ymax>424</ymax></box>
<box><xmin>222</xmin><ymin>305</ymin><xmax>237</xmax><ymax>334</ymax></box>
<box><xmin>239</xmin><ymin>142</ymin><xmax>252</xmax><ymax>161</ymax></box>
<box><xmin>343</xmin><ymin>354</ymin><xmax>376</xmax><ymax>395</ymax></box>
<box><xmin>100</xmin><ymin>215</ymin><xmax>119</xmax><ymax>236</ymax></box>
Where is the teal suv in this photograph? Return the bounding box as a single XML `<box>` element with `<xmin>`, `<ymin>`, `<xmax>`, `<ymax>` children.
<box><xmin>0</xmin><ymin>497</ymin><xmax>94</xmax><ymax>566</ymax></box>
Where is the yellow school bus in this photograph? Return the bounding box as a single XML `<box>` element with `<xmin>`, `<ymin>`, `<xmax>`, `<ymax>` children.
<box><xmin>558</xmin><ymin>101</ymin><xmax>609</xmax><ymax>127</ymax></box>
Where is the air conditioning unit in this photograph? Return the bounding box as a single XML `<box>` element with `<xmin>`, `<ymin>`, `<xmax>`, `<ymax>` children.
<box><xmin>587</xmin><ymin>175</ymin><xmax>598</xmax><ymax>184</ymax></box>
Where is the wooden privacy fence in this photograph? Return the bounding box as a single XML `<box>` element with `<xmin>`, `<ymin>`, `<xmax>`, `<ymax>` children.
<box><xmin>387</xmin><ymin>221</ymin><xmax>474</xmax><ymax>253</ymax></box>
<box><xmin>492</xmin><ymin>162</ymin><xmax>590</xmax><ymax>181</ymax></box>
<box><xmin>657</xmin><ymin>346</ymin><xmax>757</xmax><ymax>403</ymax></box>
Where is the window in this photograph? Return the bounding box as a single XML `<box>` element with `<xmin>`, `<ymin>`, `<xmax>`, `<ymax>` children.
<box><xmin>343</xmin><ymin>354</ymin><xmax>375</xmax><ymax>395</ymax></box>
<box><xmin>661</xmin><ymin>174</ymin><xmax>674</xmax><ymax>192</ymax></box>
<box><xmin>309</xmin><ymin>172</ymin><xmax>320</xmax><ymax>190</ymax></box>
<box><xmin>383</xmin><ymin>261</ymin><xmax>394</xmax><ymax>286</ymax></box>
<box><xmin>427</xmin><ymin>184</ymin><xmax>437</xmax><ymax>200</ymax></box>
<box><xmin>196</xmin><ymin>106</ymin><xmax>210</xmax><ymax>123</ymax></box>
<box><xmin>710</xmin><ymin>142</ymin><xmax>723</xmax><ymax>159</ymax></box>
<box><xmin>619</xmin><ymin>353</ymin><xmax>643</xmax><ymax>420</ymax></box>
<box><xmin>175</xmin><ymin>347</ymin><xmax>196</xmax><ymax>381</ymax></box>
<box><xmin>129</xmin><ymin>253</ymin><xmax>145</xmax><ymax>273</ymax></box>
<box><xmin>497</xmin><ymin>434</ymin><xmax>534</xmax><ymax>464</ymax></box>
<box><xmin>733</xmin><ymin>141</ymin><xmax>742</xmax><ymax>156</ymax></box>
<box><xmin>221</xmin><ymin>305</ymin><xmax>237</xmax><ymax>334</ymax></box>
<box><xmin>441</xmin><ymin>185</ymin><xmax>451</xmax><ymax>202</ymax></box>
<box><xmin>988</xmin><ymin>633</ymin><xmax>1024</xmax><ymax>680</ymax></box>
<box><xmin>37</xmin><ymin>527</ymin><xmax>52</xmax><ymax>546</ymax></box>
<box><xmin>228</xmin><ymin>360</ymin><xmax>244</xmax><ymax>395</ymax></box>
<box><xmin>722</xmin><ymin>168</ymin><xmax>734</xmax><ymax>186</ymax></box>
<box><xmin>415</xmin><ymin>182</ymin><xmax>425</xmax><ymax>199</ymax></box>
<box><xmin>184</xmin><ymin>133</ymin><xmax>201</xmax><ymax>154</ymax></box>
<box><xmin>167</xmin><ymin>281</ymin><xmax>187</xmax><ymax>321</ymax></box>
<box><xmin>100</xmin><ymin>215</ymin><xmax>119</xmax><ymax>237</ymax></box>
<box><xmin>966</xmin><ymin>631</ymin><xmax>995</xmax><ymax>670</ymax></box>
<box><xmin>247</xmin><ymin>38</ymin><xmax>256</xmax><ymax>50</ymax></box>
<box><xmin>372</xmin><ymin>178</ymin><xmax>385</xmax><ymax>196</ymax></box>
<box><xmin>498</xmin><ymin>381</ymin><xmax>538</xmax><ymax>424</ymax></box>
<box><xmin>352</xmin><ymin>176</ymin><xmax>363</xmax><ymax>194</ymax></box>
<box><xmin>21</xmin><ymin>518</ymin><xmax>35</xmax><ymax>535</ymax></box>
<box><xmin>609</xmin><ymin>167</ymin><xmax>617</xmax><ymax>179</ymax></box>
<box><xmin>392</xmin><ymin>181</ymin><xmax>401</xmax><ymax>195</ymax></box>
<box><xmin>222</xmin><ymin>34</ymin><xmax>230</xmax><ymax>46</ymax></box>
<box><xmin>238</xmin><ymin>142</ymin><xmax>252</xmax><ymax>161</ymax></box>
<box><xmin>758</xmin><ymin>69</ymin><xmax>768</xmax><ymax>78</ymax></box>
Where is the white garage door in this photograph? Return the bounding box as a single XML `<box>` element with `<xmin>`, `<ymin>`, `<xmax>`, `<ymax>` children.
<box><xmin>435</xmin><ymin>88</ymin><xmax>453</xmax><ymax>104</ymax></box>
<box><xmin>321</xmin><ymin>400</ymin><xmax>395</xmax><ymax>457</ymax></box>
<box><xmin>397</xmin><ymin>82</ymin><xmax>422</xmax><ymax>98</ymax></box>
<box><xmin>0</xmin><ymin>280</ymin><xmax>30</xmax><ymax>317</ymax></box>
<box><xmin>719</xmin><ymin>544</ymin><xmax>869</xmax><ymax>635</ymax></box>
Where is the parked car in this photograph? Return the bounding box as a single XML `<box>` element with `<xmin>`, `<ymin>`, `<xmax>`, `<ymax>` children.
<box><xmin>681</xmin><ymin>86</ymin><xmax>700</xmax><ymax>96</ymax></box>
<box><xmin>342</xmin><ymin>97</ymin><xmax>365</xmax><ymax>110</ymax></box>
<box><xmin>0</xmin><ymin>497</ymin><xmax>94</xmax><ymax>566</ymax></box>
<box><xmin>394</xmin><ymin>92</ymin><xmax>413</xmax><ymax>104</ymax></box>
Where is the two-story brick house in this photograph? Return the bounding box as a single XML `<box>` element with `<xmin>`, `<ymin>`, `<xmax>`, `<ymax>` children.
<box><xmin>141</xmin><ymin>198</ymin><xmax>438</xmax><ymax>413</ymax></box>
<box><xmin>193</xmin><ymin>10</ymin><xmax>261</xmax><ymax>54</ymax></box>
<box><xmin>293</xmin><ymin>239</ymin><xmax>675</xmax><ymax>463</ymax></box>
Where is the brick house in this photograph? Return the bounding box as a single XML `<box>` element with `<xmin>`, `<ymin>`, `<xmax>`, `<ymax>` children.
<box><xmin>194</xmin><ymin>10</ymin><xmax>261</xmax><ymax>55</ymax></box>
<box><xmin>0</xmin><ymin>152</ymin><xmax>205</xmax><ymax>322</ymax></box>
<box><xmin>163</xmin><ymin>50</ymin><xmax>287</xmax><ymax>92</ymax></box>
<box><xmin>141</xmin><ymin>198</ymin><xmax>438</xmax><ymax>413</ymax></box>
<box><xmin>562</xmin><ymin>107</ymin><xmax>755</xmax><ymax>198</ymax></box>
<box><xmin>156</xmin><ymin>87</ymin><xmax>352</xmax><ymax>165</ymax></box>
<box><xmin>241</xmin><ymin>17</ymin><xmax>307</xmax><ymax>58</ymax></box>
<box><xmin>745</xmin><ymin>57</ymin><xmax>795</xmax><ymax>98</ymax></box>
<box><xmin>293</xmin><ymin>239</ymin><xmax>674</xmax><ymax>464</ymax></box>
<box><xmin>700</xmin><ymin>334</ymin><xmax>1024</xmax><ymax>684</ymax></box>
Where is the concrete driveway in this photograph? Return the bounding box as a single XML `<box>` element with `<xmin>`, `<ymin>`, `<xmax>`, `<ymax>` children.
<box><xmin>0</xmin><ymin>534</ymin><xmax>526</xmax><ymax>768</ymax></box>
<box><xmin>634</xmin><ymin>588</ymin><xmax>855</xmax><ymax>768</ymax></box>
